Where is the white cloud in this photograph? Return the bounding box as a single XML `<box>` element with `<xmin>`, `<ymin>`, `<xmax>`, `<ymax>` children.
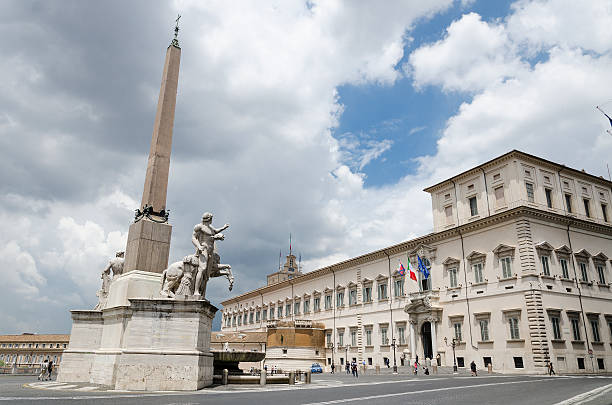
<box><xmin>408</xmin><ymin>12</ymin><xmax>527</xmax><ymax>92</ymax></box>
<box><xmin>0</xmin><ymin>241</ymin><xmax>45</xmax><ymax>296</ymax></box>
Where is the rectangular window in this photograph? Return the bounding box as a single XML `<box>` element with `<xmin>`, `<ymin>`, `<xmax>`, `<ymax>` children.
<box><xmin>494</xmin><ymin>186</ymin><xmax>505</xmax><ymax>206</ymax></box>
<box><xmin>398</xmin><ymin>325</ymin><xmax>406</xmax><ymax>345</ymax></box>
<box><xmin>473</xmin><ymin>263</ymin><xmax>484</xmax><ymax>283</ymax></box>
<box><xmin>453</xmin><ymin>322</ymin><xmax>462</xmax><ymax>341</ymax></box>
<box><xmin>368</xmin><ymin>357</ymin><xmax>373</xmax><ymax>366</ymax></box>
<box><xmin>551</xmin><ymin>316</ymin><xmax>561</xmax><ymax>340</ymax></box>
<box><xmin>349</xmin><ymin>288</ymin><xmax>357</xmax><ymax>305</ymax></box>
<box><xmin>278</xmin><ymin>306</ymin><xmax>283</xmax><ymax>318</ymax></box>
<box><xmin>286</xmin><ymin>303</ymin><xmax>291</xmax><ymax>316</ymax></box>
<box><xmin>501</xmin><ymin>257</ymin><xmax>513</xmax><ymax>278</ymax></box>
<box><xmin>449</xmin><ymin>267</ymin><xmax>458</xmax><ymax>288</ymax></box>
<box><xmin>608</xmin><ymin>321</ymin><xmax>612</xmax><ymax>340</ymax></box>
<box><xmin>469</xmin><ymin>196</ymin><xmax>478</xmax><ymax>216</ymax></box>
<box><xmin>545</xmin><ymin>188</ymin><xmax>553</xmax><ymax>208</ymax></box>
<box><xmin>238</xmin><ymin>315</ymin><xmax>242</xmax><ymax>325</ymax></box>
<box><xmin>326</xmin><ymin>332</ymin><xmax>332</xmax><ymax>346</ymax></box>
<box><xmin>314</xmin><ymin>297</ymin><xmax>320</xmax><ymax>311</ymax></box>
<box><xmin>304</xmin><ymin>299</ymin><xmax>310</xmax><ymax>313</ymax></box>
<box><xmin>579</xmin><ymin>262</ymin><xmax>588</xmax><ymax>282</ymax></box>
<box><xmin>445</xmin><ymin>205</ymin><xmax>453</xmax><ymax>224</ymax></box>
<box><xmin>457</xmin><ymin>357</ymin><xmax>465</xmax><ymax>368</ymax></box>
<box><xmin>602</xmin><ymin>204</ymin><xmax>609</xmax><ymax>222</ymax></box>
<box><xmin>509</xmin><ymin>317</ymin><xmax>520</xmax><ymax>339</ymax></box>
<box><xmin>249</xmin><ymin>312</ymin><xmax>254</xmax><ymax>323</ymax></box>
<box><xmin>378</xmin><ymin>283</ymin><xmax>388</xmax><ymax>300</ymax></box>
<box><xmin>565</xmin><ymin>194</ymin><xmax>572</xmax><ymax>213</ymax></box>
<box><xmin>262</xmin><ymin>309</ymin><xmax>267</xmax><ymax>320</ymax></box>
<box><xmin>394</xmin><ymin>279</ymin><xmax>404</xmax><ymax>297</ymax></box>
<box><xmin>591</xmin><ymin>319</ymin><xmax>601</xmax><ymax>342</ymax></box>
<box><xmin>338</xmin><ymin>331</ymin><xmax>344</xmax><ymax>346</ymax></box>
<box><xmin>232</xmin><ymin>316</ymin><xmax>236</xmax><ymax>326</ymax></box>
<box><xmin>584</xmin><ymin>199</ymin><xmax>591</xmax><ymax>218</ymax></box>
<box><xmin>479</xmin><ymin>319</ymin><xmax>490</xmax><ymax>341</ymax></box>
<box><xmin>577</xmin><ymin>358</ymin><xmax>585</xmax><ymax>370</ymax></box>
<box><xmin>365</xmin><ymin>328</ymin><xmax>372</xmax><ymax>346</ymax></box>
<box><xmin>598</xmin><ymin>358</ymin><xmax>605</xmax><ymax>370</ymax></box>
<box><xmin>514</xmin><ymin>357</ymin><xmax>524</xmax><ymax>368</ymax></box>
<box><xmin>294</xmin><ymin>302</ymin><xmax>300</xmax><ymax>315</ymax></box>
<box><xmin>526</xmin><ymin>183</ymin><xmax>534</xmax><ymax>203</ymax></box>
<box><xmin>363</xmin><ymin>286</ymin><xmax>372</xmax><ymax>302</ymax></box>
<box><xmin>324</xmin><ymin>295</ymin><xmax>332</xmax><ymax>310</ymax></box>
<box><xmin>597</xmin><ymin>265</ymin><xmax>606</xmax><ymax>284</ymax></box>
<box><xmin>244</xmin><ymin>313</ymin><xmax>248</xmax><ymax>324</ymax></box>
<box><xmin>541</xmin><ymin>256</ymin><xmax>550</xmax><ymax>276</ymax></box>
<box><xmin>336</xmin><ymin>291</ymin><xmax>344</xmax><ymax>307</ymax></box>
<box><xmin>256</xmin><ymin>311</ymin><xmax>260</xmax><ymax>322</ymax></box>
<box><xmin>560</xmin><ymin>258</ymin><xmax>570</xmax><ymax>279</ymax></box>
<box><xmin>571</xmin><ymin>318</ymin><xmax>581</xmax><ymax>341</ymax></box>
<box><xmin>351</xmin><ymin>330</ymin><xmax>357</xmax><ymax>347</ymax></box>
<box><xmin>381</xmin><ymin>326</ymin><xmax>389</xmax><ymax>345</ymax></box>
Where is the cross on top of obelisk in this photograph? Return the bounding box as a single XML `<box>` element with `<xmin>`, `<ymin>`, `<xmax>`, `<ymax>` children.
<box><xmin>171</xmin><ymin>14</ymin><xmax>181</xmax><ymax>47</ymax></box>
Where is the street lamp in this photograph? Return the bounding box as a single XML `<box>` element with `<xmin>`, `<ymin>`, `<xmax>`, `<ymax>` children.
<box><xmin>444</xmin><ymin>337</ymin><xmax>458</xmax><ymax>373</ymax></box>
<box><xmin>345</xmin><ymin>345</ymin><xmax>349</xmax><ymax>371</ymax></box>
<box><xmin>328</xmin><ymin>342</ymin><xmax>335</xmax><ymax>372</ymax></box>
<box><xmin>391</xmin><ymin>338</ymin><xmax>398</xmax><ymax>374</ymax></box>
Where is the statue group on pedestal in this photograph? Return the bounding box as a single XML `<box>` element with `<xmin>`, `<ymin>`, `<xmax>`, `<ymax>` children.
<box><xmin>94</xmin><ymin>251</ymin><xmax>125</xmax><ymax>310</ymax></box>
<box><xmin>160</xmin><ymin>212</ymin><xmax>234</xmax><ymax>299</ymax></box>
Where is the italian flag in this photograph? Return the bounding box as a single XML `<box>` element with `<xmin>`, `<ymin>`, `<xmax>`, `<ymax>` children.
<box><xmin>407</xmin><ymin>257</ymin><xmax>417</xmax><ymax>282</ymax></box>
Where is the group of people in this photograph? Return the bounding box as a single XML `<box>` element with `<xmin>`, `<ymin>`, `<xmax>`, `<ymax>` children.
<box><xmin>37</xmin><ymin>358</ymin><xmax>53</xmax><ymax>381</ymax></box>
<box><xmin>345</xmin><ymin>360</ymin><xmax>359</xmax><ymax>378</ymax></box>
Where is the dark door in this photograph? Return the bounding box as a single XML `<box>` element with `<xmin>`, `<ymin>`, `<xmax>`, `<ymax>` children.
<box><xmin>421</xmin><ymin>322</ymin><xmax>432</xmax><ymax>360</ymax></box>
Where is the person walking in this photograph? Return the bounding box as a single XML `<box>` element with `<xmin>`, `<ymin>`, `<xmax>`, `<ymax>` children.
<box><xmin>548</xmin><ymin>362</ymin><xmax>555</xmax><ymax>376</ymax></box>
<box><xmin>470</xmin><ymin>360</ymin><xmax>477</xmax><ymax>376</ymax></box>
<box><xmin>352</xmin><ymin>361</ymin><xmax>358</xmax><ymax>378</ymax></box>
<box><xmin>414</xmin><ymin>360</ymin><xmax>418</xmax><ymax>375</ymax></box>
<box><xmin>47</xmin><ymin>360</ymin><xmax>54</xmax><ymax>380</ymax></box>
<box><xmin>346</xmin><ymin>361</ymin><xmax>350</xmax><ymax>374</ymax></box>
<box><xmin>362</xmin><ymin>359</ymin><xmax>366</xmax><ymax>375</ymax></box>
<box><xmin>331</xmin><ymin>363</ymin><xmax>335</xmax><ymax>374</ymax></box>
<box><xmin>38</xmin><ymin>358</ymin><xmax>48</xmax><ymax>381</ymax></box>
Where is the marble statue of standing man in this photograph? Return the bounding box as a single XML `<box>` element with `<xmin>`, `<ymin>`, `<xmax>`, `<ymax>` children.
<box><xmin>192</xmin><ymin>212</ymin><xmax>229</xmax><ymax>297</ymax></box>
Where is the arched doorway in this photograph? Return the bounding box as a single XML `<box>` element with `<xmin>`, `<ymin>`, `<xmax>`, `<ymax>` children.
<box><xmin>421</xmin><ymin>322</ymin><xmax>432</xmax><ymax>360</ymax></box>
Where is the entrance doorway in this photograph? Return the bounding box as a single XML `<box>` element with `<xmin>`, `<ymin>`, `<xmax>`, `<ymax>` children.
<box><xmin>421</xmin><ymin>322</ymin><xmax>432</xmax><ymax>360</ymax></box>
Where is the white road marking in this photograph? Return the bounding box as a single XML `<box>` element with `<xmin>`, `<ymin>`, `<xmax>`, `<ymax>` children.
<box><xmin>46</xmin><ymin>384</ymin><xmax>79</xmax><ymax>390</ymax></box>
<box><xmin>74</xmin><ymin>386</ymin><xmax>99</xmax><ymax>391</ymax></box>
<box><xmin>302</xmin><ymin>378</ymin><xmax>554</xmax><ymax>404</ymax></box>
<box><xmin>551</xmin><ymin>383</ymin><xmax>612</xmax><ymax>405</ymax></box>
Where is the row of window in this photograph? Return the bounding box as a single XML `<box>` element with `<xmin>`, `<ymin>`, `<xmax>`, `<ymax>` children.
<box><xmin>325</xmin><ymin>324</ymin><xmax>407</xmax><ymax>347</ymax></box>
<box><xmin>549</xmin><ymin>313</ymin><xmax>611</xmax><ymax>344</ymax></box>
<box><xmin>0</xmin><ymin>353</ymin><xmax>61</xmax><ymax>364</ymax></box>
<box><xmin>0</xmin><ymin>343</ymin><xmax>66</xmax><ymax>349</ymax></box>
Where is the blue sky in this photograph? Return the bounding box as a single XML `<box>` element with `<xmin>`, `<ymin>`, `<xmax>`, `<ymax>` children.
<box><xmin>334</xmin><ymin>0</ymin><xmax>518</xmax><ymax>188</ymax></box>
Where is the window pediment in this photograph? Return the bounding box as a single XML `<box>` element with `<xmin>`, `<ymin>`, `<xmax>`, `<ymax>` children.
<box><xmin>555</xmin><ymin>245</ymin><xmax>572</xmax><ymax>255</ymax></box>
<box><xmin>336</xmin><ymin>284</ymin><xmax>345</xmax><ymax>291</ymax></box>
<box><xmin>323</xmin><ymin>286</ymin><xmax>333</xmax><ymax>293</ymax></box>
<box><xmin>493</xmin><ymin>244</ymin><xmax>515</xmax><ymax>256</ymax></box>
<box><xmin>574</xmin><ymin>249</ymin><xmax>591</xmax><ymax>259</ymax></box>
<box><xmin>375</xmin><ymin>273</ymin><xmax>388</xmax><ymax>282</ymax></box>
<box><xmin>592</xmin><ymin>252</ymin><xmax>609</xmax><ymax>262</ymax></box>
<box><xmin>347</xmin><ymin>281</ymin><xmax>357</xmax><ymax>288</ymax></box>
<box><xmin>312</xmin><ymin>290</ymin><xmax>321</xmax><ymax>296</ymax></box>
<box><xmin>466</xmin><ymin>251</ymin><xmax>486</xmax><ymax>261</ymax></box>
<box><xmin>534</xmin><ymin>241</ymin><xmax>554</xmax><ymax>252</ymax></box>
<box><xmin>442</xmin><ymin>257</ymin><xmax>460</xmax><ymax>266</ymax></box>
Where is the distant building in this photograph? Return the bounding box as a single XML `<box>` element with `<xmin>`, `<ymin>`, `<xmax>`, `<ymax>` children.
<box><xmin>0</xmin><ymin>334</ymin><xmax>70</xmax><ymax>367</ymax></box>
<box><xmin>221</xmin><ymin>150</ymin><xmax>612</xmax><ymax>374</ymax></box>
<box><xmin>267</xmin><ymin>253</ymin><xmax>303</xmax><ymax>286</ymax></box>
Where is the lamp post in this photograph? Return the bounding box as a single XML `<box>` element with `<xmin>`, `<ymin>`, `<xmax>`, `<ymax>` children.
<box><xmin>391</xmin><ymin>338</ymin><xmax>398</xmax><ymax>374</ymax></box>
<box><xmin>444</xmin><ymin>337</ymin><xmax>458</xmax><ymax>373</ymax></box>
<box><xmin>345</xmin><ymin>344</ymin><xmax>350</xmax><ymax>371</ymax></box>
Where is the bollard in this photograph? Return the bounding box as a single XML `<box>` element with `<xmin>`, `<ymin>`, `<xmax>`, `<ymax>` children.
<box><xmin>222</xmin><ymin>369</ymin><xmax>228</xmax><ymax>385</ymax></box>
<box><xmin>260</xmin><ymin>370</ymin><xmax>266</xmax><ymax>386</ymax></box>
<box><xmin>288</xmin><ymin>371</ymin><xmax>295</xmax><ymax>385</ymax></box>
<box><xmin>375</xmin><ymin>365</ymin><xmax>380</xmax><ymax>375</ymax></box>
<box><xmin>305</xmin><ymin>370</ymin><xmax>311</xmax><ymax>384</ymax></box>
<box><xmin>432</xmin><ymin>365</ymin><xmax>438</xmax><ymax>374</ymax></box>
<box><xmin>487</xmin><ymin>363</ymin><xmax>492</xmax><ymax>374</ymax></box>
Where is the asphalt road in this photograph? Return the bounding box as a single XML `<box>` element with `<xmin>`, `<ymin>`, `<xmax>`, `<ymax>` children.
<box><xmin>1</xmin><ymin>373</ymin><xmax>611</xmax><ymax>405</ymax></box>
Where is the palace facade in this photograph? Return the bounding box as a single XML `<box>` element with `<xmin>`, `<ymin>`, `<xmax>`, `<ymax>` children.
<box><xmin>0</xmin><ymin>334</ymin><xmax>70</xmax><ymax>368</ymax></box>
<box><xmin>220</xmin><ymin>150</ymin><xmax>612</xmax><ymax>374</ymax></box>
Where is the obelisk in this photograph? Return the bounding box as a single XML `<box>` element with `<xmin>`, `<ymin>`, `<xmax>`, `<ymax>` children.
<box><xmin>124</xmin><ymin>20</ymin><xmax>181</xmax><ymax>274</ymax></box>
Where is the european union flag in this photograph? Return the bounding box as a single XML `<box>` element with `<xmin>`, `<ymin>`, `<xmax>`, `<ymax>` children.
<box><xmin>417</xmin><ymin>255</ymin><xmax>430</xmax><ymax>279</ymax></box>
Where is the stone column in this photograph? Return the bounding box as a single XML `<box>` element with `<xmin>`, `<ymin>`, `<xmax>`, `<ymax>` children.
<box><xmin>430</xmin><ymin>319</ymin><xmax>437</xmax><ymax>360</ymax></box>
<box><xmin>409</xmin><ymin>319</ymin><xmax>417</xmax><ymax>364</ymax></box>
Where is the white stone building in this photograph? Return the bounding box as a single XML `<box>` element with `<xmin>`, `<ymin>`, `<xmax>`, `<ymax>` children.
<box><xmin>221</xmin><ymin>150</ymin><xmax>612</xmax><ymax>374</ymax></box>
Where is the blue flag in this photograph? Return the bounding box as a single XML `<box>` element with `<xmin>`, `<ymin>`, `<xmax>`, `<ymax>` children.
<box><xmin>417</xmin><ymin>255</ymin><xmax>430</xmax><ymax>279</ymax></box>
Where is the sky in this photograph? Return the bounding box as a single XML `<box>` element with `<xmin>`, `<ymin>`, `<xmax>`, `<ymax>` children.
<box><xmin>1</xmin><ymin>0</ymin><xmax>611</xmax><ymax>334</ymax></box>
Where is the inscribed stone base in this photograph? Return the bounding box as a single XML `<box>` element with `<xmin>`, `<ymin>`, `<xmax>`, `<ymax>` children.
<box><xmin>104</xmin><ymin>270</ymin><xmax>162</xmax><ymax>309</ymax></box>
<box><xmin>124</xmin><ymin>219</ymin><xmax>172</xmax><ymax>274</ymax></box>
<box><xmin>58</xmin><ymin>298</ymin><xmax>217</xmax><ymax>391</ymax></box>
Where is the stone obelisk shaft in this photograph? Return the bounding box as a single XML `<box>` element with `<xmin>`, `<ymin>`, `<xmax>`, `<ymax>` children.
<box><xmin>124</xmin><ymin>44</ymin><xmax>181</xmax><ymax>274</ymax></box>
<box><xmin>141</xmin><ymin>44</ymin><xmax>181</xmax><ymax>212</ymax></box>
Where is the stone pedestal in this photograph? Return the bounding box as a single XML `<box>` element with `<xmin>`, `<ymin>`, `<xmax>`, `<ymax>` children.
<box><xmin>124</xmin><ymin>219</ymin><xmax>172</xmax><ymax>274</ymax></box>
<box><xmin>58</xmin><ymin>298</ymin><xmax>217</xmax><ymax>391</ymax></box>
